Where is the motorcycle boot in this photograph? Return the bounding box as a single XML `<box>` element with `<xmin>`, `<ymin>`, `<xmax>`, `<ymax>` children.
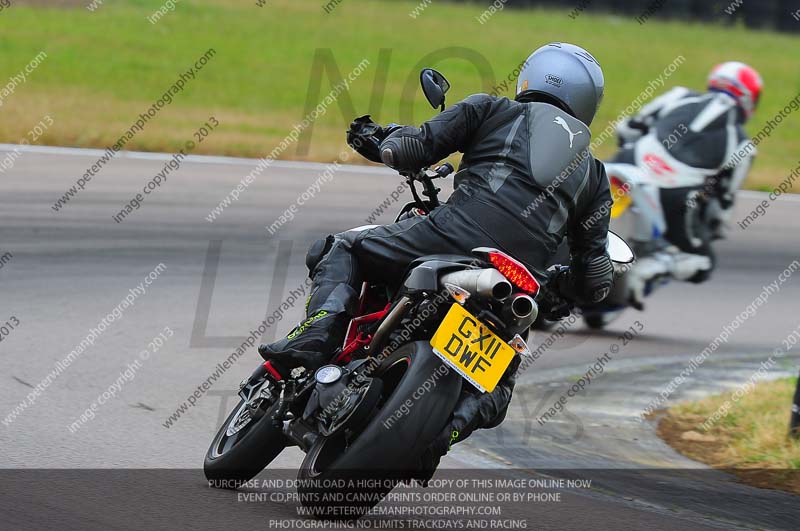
<box><xmin>259</xmin><ymin>284</ymin><xmax>356</xmax><ymax>372</ymax></box>
<box><xmin>628</xmin><ymin>245</ymin><xmax>711</xmax><ymax>309</ymax></box>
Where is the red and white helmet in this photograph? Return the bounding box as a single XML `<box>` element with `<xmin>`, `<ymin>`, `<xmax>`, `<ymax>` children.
<box><xmin>707</xmin><ymin>61</ymin><xmax>763</xmax><ymax>120</ymax></box>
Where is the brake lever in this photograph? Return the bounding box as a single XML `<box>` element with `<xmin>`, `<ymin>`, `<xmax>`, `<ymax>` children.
<box><xmin>404</xmin><ymin>162</ymin><xmax>452</xmax><ymax>182</ymax></box>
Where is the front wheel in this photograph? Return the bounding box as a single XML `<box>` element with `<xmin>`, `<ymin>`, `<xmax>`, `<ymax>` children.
<box><xmin>204</xmin><ymin>379</ymin><xmax>287</xmax><ymax>486</ymax></box>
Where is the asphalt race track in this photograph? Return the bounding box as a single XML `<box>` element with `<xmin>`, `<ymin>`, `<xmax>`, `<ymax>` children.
<box><xmin>1</xmin><ymin>146</ymin><xmax>799</xmax><ymax>530</ymax></box>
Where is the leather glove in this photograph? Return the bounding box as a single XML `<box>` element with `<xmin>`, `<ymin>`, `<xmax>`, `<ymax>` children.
<box><xmin>346</xmin><ymin>115</ymin><xmax>400</xmax><ymax>163</ymax></box>
<box><xmin>538</xmin><ymin>265</ymin><xmax>574</xmax><ymax>321</ymax></box>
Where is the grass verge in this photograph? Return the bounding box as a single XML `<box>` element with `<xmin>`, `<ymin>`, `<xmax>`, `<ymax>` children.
<box><xmin>657</xmin><ymin>376</ymin><xmax>800</xmax><ymax>495</ymax></box>
<box><xmin>1</xmin><ymin>0</ymin><xmax>799</xmax><ymax>189</ymax></box>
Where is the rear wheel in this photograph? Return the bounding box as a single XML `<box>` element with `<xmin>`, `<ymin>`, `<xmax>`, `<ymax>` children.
<box><xmin>204</xmin><ymin>379</ymin><xmax>287</xmax><ymax>487</ymax></box>
<box><xmin>297</xmin><ymin>341</ymin><xmax>462</xmax><ymax>519</ymax></box>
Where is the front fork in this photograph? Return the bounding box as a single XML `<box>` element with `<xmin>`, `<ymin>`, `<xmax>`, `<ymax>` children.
<box><xmin>240</xmin><ymin>362</ymin><xmax>319</xmax><ymax>451</ymax></box>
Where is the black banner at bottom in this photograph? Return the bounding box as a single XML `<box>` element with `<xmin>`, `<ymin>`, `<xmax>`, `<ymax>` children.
<box><xmin>0</xmin><ymin>468</ymin><xmax>797</xmax><ymax>530</ymax></box>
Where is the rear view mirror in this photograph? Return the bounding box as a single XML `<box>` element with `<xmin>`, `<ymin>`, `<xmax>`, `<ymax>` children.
<box><xmin>420</xmin><ymin>68</ymin><xmax>450</xmax><ymax>112</ymax></box>
<box><xmin>607</xmin><ymin>231</ymin><xmax>635</xmax><ymax>264</ymax></box>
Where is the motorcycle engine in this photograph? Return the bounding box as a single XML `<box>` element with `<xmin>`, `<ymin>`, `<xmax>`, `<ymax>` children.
<box><xmin>302</xmin><ymin>360</ymin><xmax>383</xmax><ymax>437</ymax></box>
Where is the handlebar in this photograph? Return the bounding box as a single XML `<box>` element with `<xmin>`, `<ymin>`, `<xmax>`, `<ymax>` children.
<box><xmin>410</xmin><ymin>162</ymin><xmax>454</xmax><ymax>182</ymax></box>
<box><xmin>402</xmin><ymin>163</ymin><xmax>454</xmax><ymax>214</ymax></box>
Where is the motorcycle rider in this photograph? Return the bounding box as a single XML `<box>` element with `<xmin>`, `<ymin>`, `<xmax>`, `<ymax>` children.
<box><xmin>259</xmin><ymin>42</ymin><xmax>613</xmax><ymax>465</ymax></box>
<box><xmin>614</xmin><ymin>62</ymin><xmax>763</xmax><ymax>306</ymax></box>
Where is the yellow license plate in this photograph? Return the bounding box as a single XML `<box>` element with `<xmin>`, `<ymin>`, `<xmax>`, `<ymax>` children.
<box><xmin>430</xmin><ymin>303</ymin><xmax>516</xmax><ymax>393</ymax></box>
<box><xmin>610</xmin><ymin>182</ymin><xmax>632</xmax><ymax>219</ymax></box>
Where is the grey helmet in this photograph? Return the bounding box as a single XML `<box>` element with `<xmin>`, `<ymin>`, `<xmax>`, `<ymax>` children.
<box><xmin>515</xmin><ymin>42</ymin><xmax>604</xmax><ymax>126</ymax></box>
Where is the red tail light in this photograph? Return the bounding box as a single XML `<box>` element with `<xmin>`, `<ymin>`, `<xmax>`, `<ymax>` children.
<box><xmin>487</xmin><ymin>251</ymin><xmax>540</xmax><ymax>295</ymax></box>
<box><xmin>610</xmin><ymin>176</ymin><xmax>629</xmax><ymax>195</ymax></box>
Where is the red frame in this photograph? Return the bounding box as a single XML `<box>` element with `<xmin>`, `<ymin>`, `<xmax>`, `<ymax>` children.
<box><xmin>259</xmin><ymin>282</ymin><xmax>390</xmax><ymax>381</ymax></box>
<box><xmin>334</xmin><ymin>282</ymin><xmax>390</xmax><ymax>364</ymax></box>
<box><xmin>263</xmin><ymin>360</ymin><xmax>283</xmax><ymax>382</ymax></box>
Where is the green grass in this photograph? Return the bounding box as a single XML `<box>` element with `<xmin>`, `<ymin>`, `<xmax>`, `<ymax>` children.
<box><xmin>1</xmin><ymin>0</ymin><xmax>799</xmax><ymax>189</ymax></box>
<box><xmin>659</xmin><ymin>377</ymin><xmax>800</xmax><ymax>493</ymax></box>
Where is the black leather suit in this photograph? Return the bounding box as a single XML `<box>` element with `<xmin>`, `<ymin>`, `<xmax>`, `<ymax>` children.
<box><xmin>306</xmin><ymin>94</ymin><xmax>613</xmax><ymax>453</ymax></box>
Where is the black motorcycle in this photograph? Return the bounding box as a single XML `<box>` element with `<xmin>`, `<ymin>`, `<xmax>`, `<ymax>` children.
<box><xmin>204</xmin><ymin>69</ymin><xmax>635</xmax><ymax>518</ymax></box>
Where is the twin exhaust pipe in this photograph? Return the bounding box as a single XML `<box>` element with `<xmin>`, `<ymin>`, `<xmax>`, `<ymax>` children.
<box><xmin>440</xmin><ymin>268</ymin><xmax>538</xmax><ymax>324</ymax></box>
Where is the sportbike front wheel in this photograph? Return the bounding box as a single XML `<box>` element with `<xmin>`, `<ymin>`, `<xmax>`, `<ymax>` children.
<box><xmin>204</xmin><ymin>379</ymin><xmax>287</xmax><ymax>487</ymax></box>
